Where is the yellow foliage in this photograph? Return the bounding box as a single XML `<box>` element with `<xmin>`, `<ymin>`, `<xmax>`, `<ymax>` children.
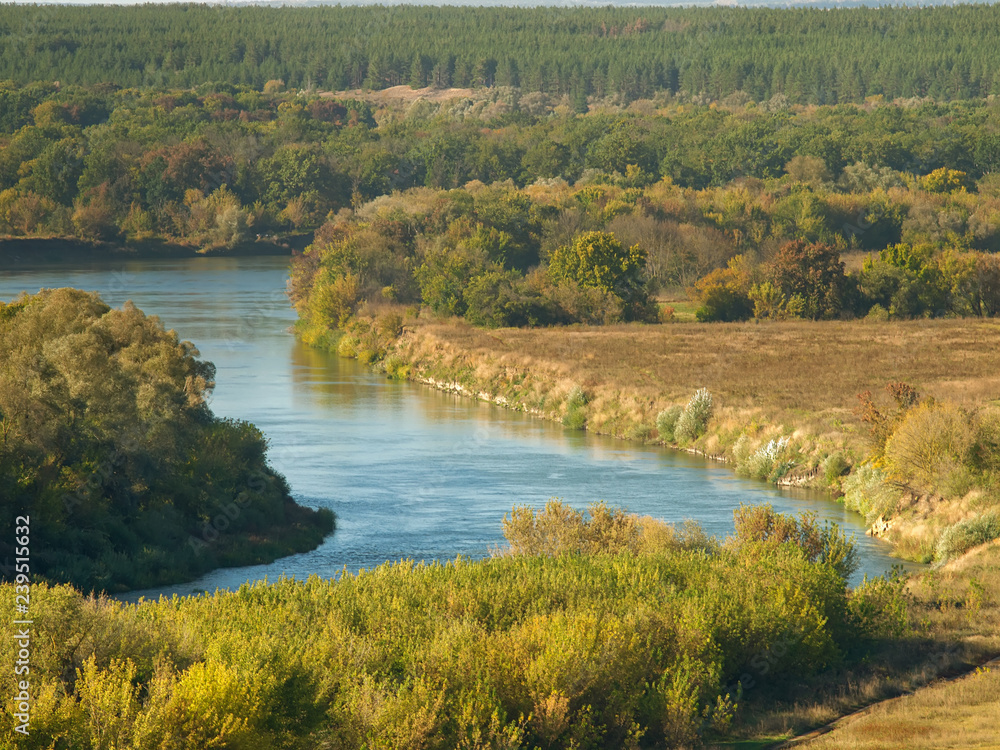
<box><xmin>883</xmin><ymin>401</ymin><xmax>974</xmax><ymax>493</ymax></box>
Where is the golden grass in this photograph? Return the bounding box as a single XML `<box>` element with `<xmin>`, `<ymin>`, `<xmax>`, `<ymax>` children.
<box><xmin>402</xmin><ymin>316</ymin><xmax>1000</xmax><ymax>447</ymax></box>
<box><xmin>321</xmin><ymin>85</ymin><xmax>479</xmax><ymax>104</ymax></box>
<box><xmin>752</xmin><ymin>541</ymin><xmax>1000</xmax><ymax>749</ymax></box>
<box><xmin>797</xmin><ymin>665</ymin><xmax>1000</xmax><ymax>749</ymax></box>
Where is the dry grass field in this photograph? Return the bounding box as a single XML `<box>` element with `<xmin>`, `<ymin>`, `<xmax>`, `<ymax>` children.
<box><xmin>786</xmin><ymin>541</ymin><xmax>1000</xmax><ymax>750</ymax></box>
<box><xmin>402</xmin><ymin>317</ymin><xmax>1000</xmax><ymax>448</ymax></box>
<box><xmin>796</xmin><ymin>663</ymin><xmax>1000</xmax><ymax>750</ymax></box>
<box><xmin>322</xmin><ymin>85</ymin><xmax>479</xmax><ymax>104</ymax></box>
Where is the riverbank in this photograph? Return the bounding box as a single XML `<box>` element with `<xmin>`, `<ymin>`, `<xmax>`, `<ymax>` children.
<box><xmin>0</xmin><ymin>233</ymin><xmax>311</xmax><ymax>268</ymax></box>
<box><xmin>327</xmin><ymin>313</ymin><xmax>1000</xmax><ymax>562</ymax></box>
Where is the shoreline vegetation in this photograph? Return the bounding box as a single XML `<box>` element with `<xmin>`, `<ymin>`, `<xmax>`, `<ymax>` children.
<box><xmin>4</xmin><ymin>3</ymin><xmax>1000</xmax><ymax>744</ymax></box>
<box><xmin>301</xmin><ymin>313</ymin><xmax>1000</xmax><ymax>746</ymax></box>
<box><xmin>2</xmin><ymin>501</ymin><xmax>997</xmax><ymax>748</ymax></box>
<box><xmin>0</xmin><ymin>288</ymin><xmax>335</xmax><ymax>595</ymax></box>
<box><xmin>283</xmin><ymin>168</ymin><xmax>1000</xmax><ymax>568</ymax></box>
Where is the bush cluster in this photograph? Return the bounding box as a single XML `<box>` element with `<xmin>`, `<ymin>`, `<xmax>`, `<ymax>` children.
<box><xmin>841</xmin><ymin>464</ymin><xmax>902</xmax><ymax>524</ymax></box>
<box><xmin>0</xmin><ymin>503</ymin><xmax>903</xmax><ymax>749</ymax></box>
<box><xmin>936</xmin><ymin>514</ymin><xmax>1000</xmax><ymax>564</ymax></box>
<box><xmin>674</xmin><ymin>388</ymin><xmax>714</xmax><ymax>444</ymax></box>
<box><xmin>655</xmin><ymin>405</ymin><xmax>683</xmax><ymax>443</ymax></box>
<box><xmin>561</xmin><ymin>387</ymin><xmax>588</xmax><ymax>430</ymax></box>
<box><xmin>733</xmin><ymin>435</ymin><xmax>794</xmax><ymax>482</ymax></box>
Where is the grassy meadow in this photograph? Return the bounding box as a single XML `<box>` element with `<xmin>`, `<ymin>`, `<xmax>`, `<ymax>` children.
<box><xmin>790</xmin><ymin>541</ymin><xmax>1000</xmax><ymax>750</ymax></box>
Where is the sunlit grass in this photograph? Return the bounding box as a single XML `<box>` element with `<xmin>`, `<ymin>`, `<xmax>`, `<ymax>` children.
<box><xmin>800</xmin><ymin>663</ymin><xmax>1000</xmax><ymax>749</ymax></box>
<box><xmin>398</xmin><ymin>316</ymin><xmax>1000</xmax><ymax>461</ymax></box>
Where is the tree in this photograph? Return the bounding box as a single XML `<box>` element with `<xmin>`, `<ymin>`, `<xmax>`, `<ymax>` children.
<box><xmin>548</xmin><ymin>230</ymin><xmax>653</xmax><ymax>321</ymax></box>
<box><xmin>764</xmin><ymin>240</ymin><xmax>846</xmax><ymax>320</ymax></box>
<box><xmin>923</xmin><ymin>167</ymin><xmax>971</xmax><ymax>194</ymax></box>
<box><xmin>691</xmin><ymin>267</ymin><xmax>752</xmax><ymax>323</ymax></box>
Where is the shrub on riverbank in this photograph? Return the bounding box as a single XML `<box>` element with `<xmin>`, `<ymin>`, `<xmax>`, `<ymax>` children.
<box><xmin>0</xmin><ymin>289</ymin><xmax>334</xmax><ymax>593</ymax></box>
<box><xmin>936</xmin><ymin>514</ymin><xmax>1000</xmax><ymax>564</ymax></box>
<box><xmin>0</xmin><ymin>504</ymin><xmax>908</xmax><ymax>749</ymax></box>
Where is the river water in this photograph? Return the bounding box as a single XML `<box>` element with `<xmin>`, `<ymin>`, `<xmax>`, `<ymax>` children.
<box><xmin>0</xmin><ymin>255</ymin><xmax>910</xmax><ymax>597</ymax></box>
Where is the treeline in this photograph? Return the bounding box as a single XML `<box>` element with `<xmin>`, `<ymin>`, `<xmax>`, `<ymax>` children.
<box><xmin>0</xmin><ymin>289</ymin><xmax>334</xmax><ymax>593</ymax></box>
<box><xmin>7</xmin><ymin>81</ymin><xmax>1000</xmax><ymax>252</ymax></box>
<box><xmin>0</xmin><ymin>502</ymin><xmax>912</xmax><ymax>748</ymax></box>
<box><xmin>290</xmin><ymin>158</ymin><xmax>1000</xmax><ymax>343</ymax></box>
<box><xmin>4</xmin><ymin>4</ymin><xmax>1000</xmax><ymax>103</ymax></box>
<box><xmin>0</xmin><ymin>84</ymin><xmax>376</xmax><ymax>249</ymax></box>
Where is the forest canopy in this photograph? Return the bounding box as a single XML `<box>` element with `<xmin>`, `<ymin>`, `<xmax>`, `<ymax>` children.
<box><xmin>0</xmin><ymin>288</ymin><xmax>334</xmax><ymax>593</ymax></box>
<box><xmin>2</xmin><ymin>4</ymin><xmax>1000</xmax><ymax>103</ymax></box>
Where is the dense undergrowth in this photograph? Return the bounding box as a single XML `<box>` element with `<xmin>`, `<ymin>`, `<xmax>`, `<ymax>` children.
<box><xmin>0</xmin><ymin>289</ymin><xmax>334</xmax><ymax>593</ymax></box>
<box><xmin>0</xmin><ymin>503</ymin><xmax>924</xmax><ymax>750</ymax></box>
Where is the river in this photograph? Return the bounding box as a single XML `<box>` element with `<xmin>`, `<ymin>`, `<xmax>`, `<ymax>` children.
<box><xmin>0</xmin><ymin>255</ymin><xmax>911</xmax><ymax>597</ymax></box>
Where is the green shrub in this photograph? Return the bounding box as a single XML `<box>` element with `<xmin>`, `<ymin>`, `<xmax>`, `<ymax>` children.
<box><xmin>935</xmin><ymin>513</ymin><xmax>1000</xmax><ymax>564</ymax></box>
<box><xmin>883</xmin><ymin>401</ymin><xmax>974</xmax><ymax>495</ymax></box>
<box><xmin>656</xmin><ymin>405</ymin><xmax>683</xmax><ymax>443</ymax></box>
<box><xmin>0</xmin><ymin>502</ymin><xmax>877</xmax><ymax>750</ymax></box>
<box><xmin>865</xmin><ymin>303</ymin><xmax>890</xmax><ymax>322</ymax></box>
<box><xmin>730</xmin><ymin>503</ymin><xmax>859</xmax><ymax>583</ymax></box>
<box><xmin>841</xmin><ymin>463</ymin><xmax>902</xmax><ymax>524</ymax></box>
<box><xmin>562</xmin><ymin>386</ymin><xmax>587</xmax><ymax>430</ymax></box>
<box><xmin>823</xmin><ymin>452</ymin><xmax>850</xmax><ymax>485</ymax></box>
<box><xmin>733</xmin><ymin>435</ymin><xmax>792</xmax><ymax>481</ymax></box>
<box><xmin>501</xmin><ymin>499</ymin><xmax>717</xmax><ymax>558</ymax></box>
<box><xmin>674</xmin><ymin>388</ymin><xmax>714</xmax><ymax>443</ymax></box>
<box><xmin>847</xmin><ymin>574</ymin><xmax>909</xmax><ymax>640</ymax></box>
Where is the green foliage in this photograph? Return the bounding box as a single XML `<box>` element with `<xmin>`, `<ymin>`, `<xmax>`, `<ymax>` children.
<box><xmin>729</xmin><ymin>503</ymin><xmax>859</xmax><ymax>583</ymax></box>
<box><xmin>674</xmin><ymin>388</ymin><xmax>714</xmax><ymax>444</ymax></box>
<box><xmin>823</xmin><ymin>452</ymin><xmax>850</xmax><ymax>486</ymax></box>
<box><xmin>655</xmin><ymin>405</ymin><xmax>683</xmax><ymax>443</ymax></box>
<box><xmin>841</xmin><ymin>463</ymin><xmax>902</xmax><ymax>524</ymax></box>
<box><xmin>417</xmin><ymin>243</ymin><xmax>490</xmax><ymax>318</ymax></box>
<box><xmin>732</xmin><ymin>435</ymin><xmax>792</xmax><ymax>482</ymax></box>
<box><xmin>922</xmin><ymin>167</ymin><xmax>971</xmax><ymax>194</ymax></box>
<box><xmin>0</xmin><ymin>501</ymin><xmax>879</xmax><ymax>749</ymax></box>
<box><xmin>548</xmin><ymin>230</ymin><xmax>653</xmax><ymax>321</ymax></box>
<box><xmin>0</xmin><ymin>289</ymin><xmax>334</xmax><ymax>593</ymax></box>
<box><xmin>561</xmin><ymin>386</ymin><xmax>588</xmax><ymax>430</ymax></box>
<box><xmin>4</xmin><ymin>4</ymin><xmax>1000</xmax><ymax>107</ymax></box>
<box><xmin>764</xmin><ymin>240</ymin><xmax>846</xmax><ymax>320</ymax></box>
<box><xmin>748</xmin><ymin>280</ymin><xmax>805</xmax><ymax>321</ymax></box>
<box><xmin>858</xmin><ymin>244</ymin><xmax>950</xmax><ymax>319</ymax></box>
<box><xmin>501</xmin><ymin>498</ymin><xmax>718</xmax><ymax>559</ymax></box>
<box><xmin>692</xmin><ymin>267</ymin><xmax>752</xmax><ymax>323</ymax></box>
<box><xmin>464</xmin><ymin>269</ymin><xmax>544</xmax><ymax>328</ymax></box>
<box><xmin>882</xmin><ymin>401</ymin><xmax>975</xmax><ymax>495</ymax></box>
<box><xmin>935</xmin><ymin>513</ymin><xmax>1000</xmax><ymax>564</ymax></box>
<box><xmin>847</xmin><ymin>573</ymin><xmax>910</xmax><ymax>640</ymax></box>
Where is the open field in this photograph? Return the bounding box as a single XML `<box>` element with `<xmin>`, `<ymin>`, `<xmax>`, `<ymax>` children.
<box><xmin>322</xmin><ymin>85</ymin><xmax>479</xmax><ymax>104</ymax></box>
<box><xmin>793</xmin><ymin>662</ymin><xmax>1000</xmax><ymax>750</ymax></box>
<box><xmin>398</xmin><ymin>316</ymin><xmax>1000</xmax><ymax>449</ymax></box>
